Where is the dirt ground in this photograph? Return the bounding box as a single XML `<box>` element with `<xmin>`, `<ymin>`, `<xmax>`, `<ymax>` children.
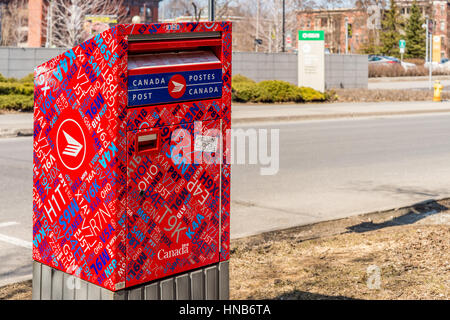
<box><xmin>1</xmin><ymin>199</ymin><xmax>449</xmax><ymax>300</ymax></box>
<box><xmin>230</xmin><ymin>198</ymin><xmax>450</xmax><ymax>300</ymax></box>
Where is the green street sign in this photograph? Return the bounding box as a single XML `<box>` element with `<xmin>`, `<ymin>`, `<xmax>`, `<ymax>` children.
<box><xmin>298</xmin><ymin>30</ymin><xmax>324</xmax><ymax>41</ymax></box>
<box><xmin>399</xmin><ymin>39</ymin><xmax>406</xmax><ymax>49</ymax></box>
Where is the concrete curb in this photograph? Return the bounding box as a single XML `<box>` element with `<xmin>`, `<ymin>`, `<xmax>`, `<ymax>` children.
<box><xmin>0</xmin><ymin>129</ymin><xmax>33</xmax><ymax>139</ymax></box>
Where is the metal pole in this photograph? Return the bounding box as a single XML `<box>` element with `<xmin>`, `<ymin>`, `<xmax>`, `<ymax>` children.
<box><xmin>425</xmin><ymin>20</ymin><xmax>428</xmax><ymax>66</ymax></box>
<box><xmin>208</xmin><ymin>0</ymin><xmax>215</xmax><ymax>21</ymax></box>
<box><xmin>345</xmin><ymin>17</ymin><xmax>348</xmax><ymax>54</ymax></box>
<box><xmin>429</xmin><ymin>29</ymin><xmax>432</xmax><ymax>90</ymax></box>
<box><xmin>282</xmin><ymin>0</ymin><xmax>285</xmax><ymax>52</ymax></box>
<box><xmin>255</xmin><ymin>0</ymin><xmax>259</xmax><ymax>52</ymax></box>
<box><xmin>0</xmin><ymin>4</ymin><xmax>4</xmax><ymax>45</ymax></box>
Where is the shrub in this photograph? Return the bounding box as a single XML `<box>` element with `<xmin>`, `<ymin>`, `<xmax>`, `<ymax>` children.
<box><xmin>0</xmin><ymin>73</ymin><xmax>34</xmax><ymax>112</ymax></box>
<box><xmin>232</xmin><ymin>81</ymin><xmax>258</xmax><ymax>102</ymax></box>
<box><xmin>231</xmin><ymin>74</ymin><xmax>328</xmax><ymax>103</ymax></box>
<box><xmin>0</xmin><ymin>94</ymin><xmax>34</xmax><ymax>112</ymax></box>
<box><xmin>232</xmin><ymin>74</ymin><xmax>256</xmax><ymax>85</ymax></box>
<box><xmin>297</xmin><ymin>86</ymin><xmax>326</xmax><ymax>102</ymax></box>
<box><xmin>19</xmin><ymin>73</ymin><xmax>34</xmax><ymax>84</ymax></box>
<box><xmin>254</xmin><ymin>80</ymin><xmax>301</xmax><ymax>103</ymax></box>
<box><xmin>0</xmin><ymin>82</ymin><xmax>34</xmax><ymax>95</ymax></box>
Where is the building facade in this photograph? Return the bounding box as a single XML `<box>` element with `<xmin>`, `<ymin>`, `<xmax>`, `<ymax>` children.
<box><xmin>297</xmin><ymin>0</ymin><xmax>450</xmax><ymax>59</ymax></box>
<box><xmin>26</xmin><ymin>0</ymin><xmax>162</xmax><ymax>47</ymax></box>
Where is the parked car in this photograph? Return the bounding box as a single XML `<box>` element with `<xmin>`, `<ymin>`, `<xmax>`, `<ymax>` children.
<box><xmin>424</xmin><ymin>60</ymin><xmax>450</xmax><ymax>71</ymax></box>
<box><xmin>369</xmin><ymin>55</ymin><xmax>416</xmax><ymax>70</ymax></box>
<box><xmin>368</xmin><ymin>55</ymin><xmax>400</xmax><ymax>65</ymax></box>
<box><xmin>369</xmin><ymin>54</ymin><xmax>397</xmax><ymax>65</ymax></box>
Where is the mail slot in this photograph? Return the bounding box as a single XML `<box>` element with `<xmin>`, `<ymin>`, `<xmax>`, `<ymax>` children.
<box><xmin>32</xmin><ymin>22</ymin><xmax>232</xmax><ymax>292</ymax></box>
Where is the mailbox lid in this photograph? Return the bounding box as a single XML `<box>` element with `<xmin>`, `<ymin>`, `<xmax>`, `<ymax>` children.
<box><xmin>126</xmin><ymin>119</ymin><xmax>222</xmax><ymax>287</ymax></box>
<box><xmin>128</xmin><ymin>50</ymin><xmax>220</xmax><ymax>74</ymax></box>
<box><xmin>127</xmin><ymin>50</ymin><xmax>222</xmax><ymax>107</ymax></box>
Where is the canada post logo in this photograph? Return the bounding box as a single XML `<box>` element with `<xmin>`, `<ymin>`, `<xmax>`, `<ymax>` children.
<box><xmin>168</xmin><ymin>74</ymin><xmax>186</xmax><ymax>99</ymax></box>
<box><xmin>128</xmin><ymin>69</ymin><xmax>222</xmax><ymax>106</ymax></box>
<box><xmin>56</xmin><ymin>119</ymin><xmax>86</xmax><ymax>170</ymax></box>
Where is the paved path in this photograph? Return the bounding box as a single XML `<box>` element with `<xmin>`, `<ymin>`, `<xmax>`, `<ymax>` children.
<box><xmin>232</xmin><ymin>101</ymin><xmax>450</xmax><ymax>123</ymax></box>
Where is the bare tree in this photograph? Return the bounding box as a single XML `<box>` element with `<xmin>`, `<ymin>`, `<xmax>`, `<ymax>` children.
<box><xmin>44</xmin><ymin>0</ymin><xmax>125</xmax><ymax>48</ymax></box>
<box><xmin>160</xmin><ymin>0</ymin><xmax>205</xmax><ymax>20</ymax></box>
<box><xmin>1</xmin><ymin>0</ymin><xmax>28</xmax><ymax>47</ymax></box>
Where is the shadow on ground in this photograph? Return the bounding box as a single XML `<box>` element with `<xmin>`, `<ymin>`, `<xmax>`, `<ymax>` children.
<box><xmin>275</xmin><ymin>290</ymin><xmax>355</xmax><ymax>300</ymax></box>
<box><xmin>346</xmin><ymin>199</ymin><xmax>447</xmax><ymax>233</ymax></box>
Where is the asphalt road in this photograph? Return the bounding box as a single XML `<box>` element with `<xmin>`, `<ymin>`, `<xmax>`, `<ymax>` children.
<box><xmin>2</xmin><ymin>112</ymin><xmax>450</xmax><ymax>286</ymax></box>
<box><xmin>231</xmin><ymin>113</ymin><xmax>450</xmax><ymax>237</ymax></box>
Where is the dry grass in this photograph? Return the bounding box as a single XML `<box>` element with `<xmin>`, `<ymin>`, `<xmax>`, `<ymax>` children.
<box><xmin>369</xmin><ymin>64</ymin><xmax>450</xmax><ymax>78</ymax></box>
<box><xmin>334</xmin><ymin>88</ymin><xmax>450</xmax><ymax>103</ymax></box>
<box><xmin>230</xmin><ymin>196</ymin><xmax>450</xmax><ymax>302</ymax></box>
<box><xmin>230</xmin><ymin>224</ymin><xmax>449</xmax><ymax>300</ymax></box>
<box><xmin>0</xmin><ymin>280</ymin><xmax>31</xmax><ymax>300</ymax></box>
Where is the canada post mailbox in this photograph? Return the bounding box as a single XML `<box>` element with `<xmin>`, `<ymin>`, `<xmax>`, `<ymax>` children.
<box><xmin>33</xmin><ymin>22</ymin><xmax>232</xmax><ymax>291</ymax></box>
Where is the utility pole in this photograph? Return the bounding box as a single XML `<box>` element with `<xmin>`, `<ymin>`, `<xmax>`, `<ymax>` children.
<box><xmin>255</xmin><ymin>0</ymin><xmax>259</xmax><ymax>52</ymax></box>
<box><xmin>424</xmin><ymin>18</ymin><xmax>428</xmax><ymax>66</ymax></box>
<box><xmin>429</xmin><ymin>25</ymin><xmax>432</xmax><ymax>90</ymax></box>
<box><xmin>428</xmin><ymin>18</ymin><xmax>433</xmax><ymax>90</ymax></box>
<box><xmin>0</xmin><ymin>3</ymin><xmax>3</xmax><ymax>45</ymax></box>
<box><xmin>208</xmin><ymin>0</ymin><xmax>215</xmax><ymax>21</ymax></box>
<box><xmin>344</xmin><ymin>17</ymin><xmax>349</xmax><ymax>54</ymax></box>
<box><xmin>282</xmin><ymin>0</ymin><xmax>285</xmax><ymax>52</ymax></box>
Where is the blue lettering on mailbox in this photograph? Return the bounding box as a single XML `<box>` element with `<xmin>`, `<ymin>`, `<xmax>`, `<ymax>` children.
<box><xmin>128</xmin><ymin>69</ymin><xmax>222</xmax><ymax>106</ymax></box>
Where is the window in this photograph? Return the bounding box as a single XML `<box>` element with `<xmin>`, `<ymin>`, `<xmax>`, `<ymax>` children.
<box><xmin>441</xmin><ymin>20</ymin><xmax>445</xmax><ymax>32</ymax></box>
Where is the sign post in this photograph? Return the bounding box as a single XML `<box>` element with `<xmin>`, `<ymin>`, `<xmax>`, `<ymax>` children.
<box><xmin>298</xmin><ymin>30</ymin><xmax>325</xmax><ymax>92</ymax></box>
<box><xmin>432</xmin><ymin>35</ymin><xmax>441</xmax><ymax>63</ymax></box>
<box><xmin>399</xmin><ymin>39</ymin><xmax>406</xmax><ymax>62</ymax></box>
<box><xmin>286</xmin><ymin>31</ymin><xmax>292</xmax><ymax>50</ymax></box>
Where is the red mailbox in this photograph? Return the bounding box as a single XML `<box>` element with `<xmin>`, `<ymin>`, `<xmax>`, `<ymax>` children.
<box><xmin>33</xmin><ymin>22</ymin><xmax>231</xmax><ymax>291</ymax></box>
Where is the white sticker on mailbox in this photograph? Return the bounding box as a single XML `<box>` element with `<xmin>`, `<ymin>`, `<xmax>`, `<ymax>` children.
<box><xmin>194</xmin><ymin>135</ymin><xmax>218</xmax><ymax>153</ymax></box>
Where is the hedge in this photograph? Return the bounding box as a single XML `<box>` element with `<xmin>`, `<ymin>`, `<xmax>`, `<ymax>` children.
<box><xmin>231</xmin><ymin>74</ymin><xmax>328</xmax><ymax>103</ymax></box>
<box><xmin>0</xmin><ymin>73</ymin><xmax>34</xmax><ymax>111</ymax></box>
<box><xmin>0</xmin><ymin>94</ymin><xmax>34</xmax><ymax>112</ymax></box>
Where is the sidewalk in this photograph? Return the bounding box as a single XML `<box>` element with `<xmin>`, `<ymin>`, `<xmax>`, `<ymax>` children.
<box><xmin>232</xmin><ymin>100</ymin><xmax>450</xmax><ymax>124</ymax></box>
<box><xmin>2</xmin><ymin>100</ymin><xmax>450</xmax><ymax>137</ymax></box>
<box><xmin>0</xmin><ymin>113</ymin><xmax>33</xmax><ymax>138</ymax></box>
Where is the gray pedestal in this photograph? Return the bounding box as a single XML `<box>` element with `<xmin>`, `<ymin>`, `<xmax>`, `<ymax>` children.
<box><xmin>32</xmin><ymin>261</ymin><xmax>229</xmax><ymax>300</ymax></box>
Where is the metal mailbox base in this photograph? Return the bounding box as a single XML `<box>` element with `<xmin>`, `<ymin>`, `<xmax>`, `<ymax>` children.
<box><xmin>32</xmin><ymin>261</ymin><xmax>229</xmax><ymax>300</ymax></box>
